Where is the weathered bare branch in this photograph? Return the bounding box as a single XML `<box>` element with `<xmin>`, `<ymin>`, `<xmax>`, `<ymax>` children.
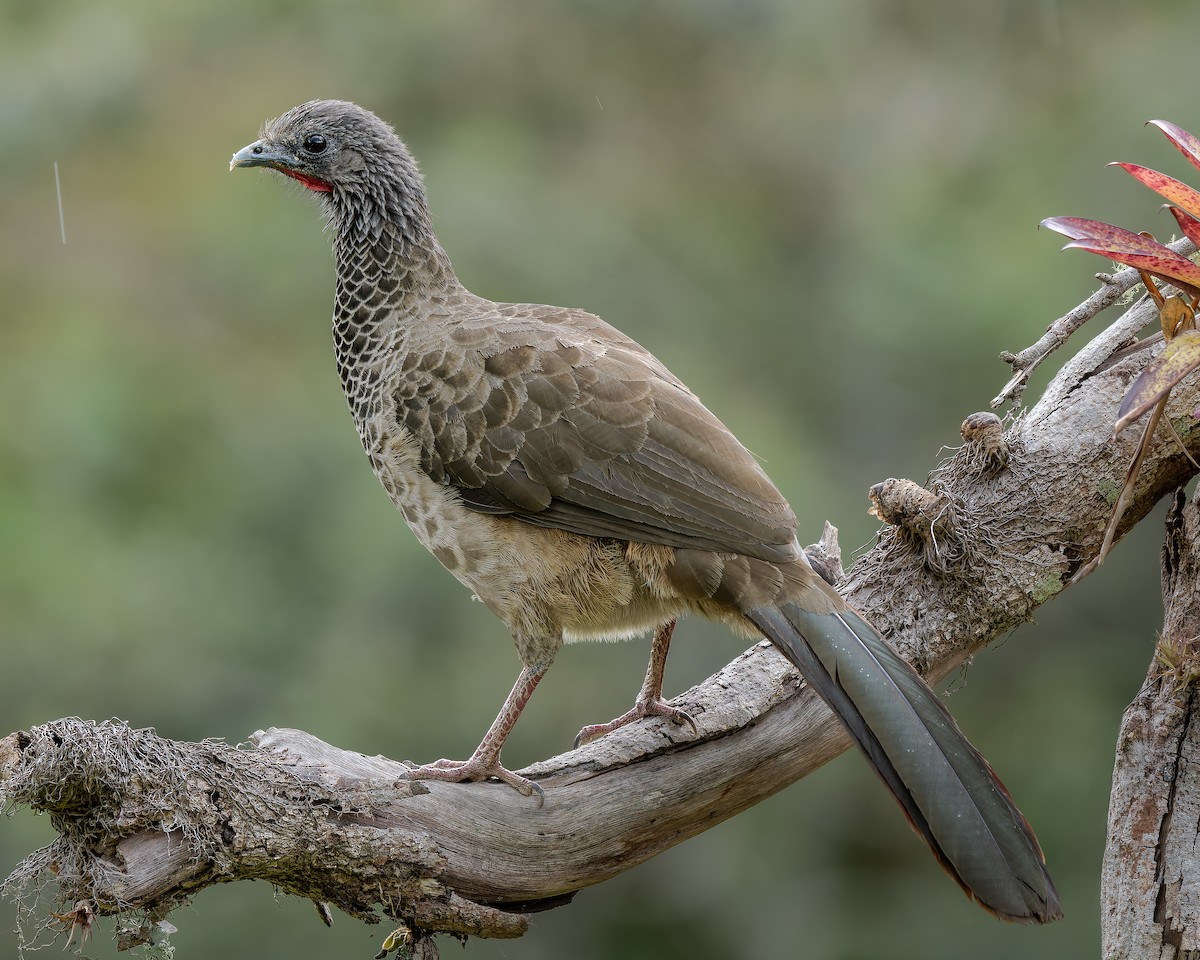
<box><xmin>2</xmin><ymin>278</ymin><xmax>1199</xmax><ymax>955</ymax></box>
<box><xmin>991</xmin><ymin>235</ymin><xmax>1195</xmax><ymax>409</ymax></box>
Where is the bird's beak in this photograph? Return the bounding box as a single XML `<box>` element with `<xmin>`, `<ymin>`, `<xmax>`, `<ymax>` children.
<box><xmin>230</xmin><ymin>140</ymin><xmax>293</xmax><ymax>172</ymax></box>
<box><xmin>230</xmin><ymin>137</ymin><xmax>334</xmax><ymax>193</ymax></box>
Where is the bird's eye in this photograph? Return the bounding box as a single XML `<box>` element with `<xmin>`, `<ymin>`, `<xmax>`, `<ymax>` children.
<box><xmin>302</xmin><ymin>133</ymin><xmax>327</xmax><ymax>154</ymax></box>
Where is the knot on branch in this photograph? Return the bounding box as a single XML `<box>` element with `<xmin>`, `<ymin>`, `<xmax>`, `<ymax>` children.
<box><xmin>803</xmin><ymin>521</ymin><xmax>845</xmax><ymax>586</ymax></box>
<box><xmin>960</xmin><ymin>411</ymin><xmax>1011</xmax><ymax>474</ymax></box>
<box><xmin>868</xmin><ymin>478</ymin><xmax>971</xmax><ymax>575</ymax></box>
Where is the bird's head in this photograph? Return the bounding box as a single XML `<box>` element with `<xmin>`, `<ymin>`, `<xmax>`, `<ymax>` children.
<box><xmin>231</xmin><ymin>99</ymin><xmax>431</xmax><ymax>241</ymax></box>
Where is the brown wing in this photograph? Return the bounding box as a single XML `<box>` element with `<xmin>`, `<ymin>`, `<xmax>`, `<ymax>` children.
<box><xmin>392</xmin><ymin>311</ymin><xmax>800</xmax><ymax>564</ymax></box>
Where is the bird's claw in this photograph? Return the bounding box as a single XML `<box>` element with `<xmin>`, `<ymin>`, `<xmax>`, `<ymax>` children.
<box><xmin>574</xmin><ymin>699</ymin><xmax>698</xmax><ymax>749</ymax></box>
<box><xmin>397</xmin><ymin>757</ymin><xmax>545</xmax><ymax>805</ymax></box>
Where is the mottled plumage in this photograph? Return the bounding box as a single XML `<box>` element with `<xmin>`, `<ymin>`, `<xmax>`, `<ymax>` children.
<box><xmin>232</xmin><ymin>100</ymin><xmax>1060</xmax><ymax>923</ymax></box>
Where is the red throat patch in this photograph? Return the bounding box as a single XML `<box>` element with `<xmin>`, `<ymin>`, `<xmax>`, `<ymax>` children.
<box><xmin>281</xmin><ymin>168</ymin><xmax>333</xmax><ymax>193</ymax></box>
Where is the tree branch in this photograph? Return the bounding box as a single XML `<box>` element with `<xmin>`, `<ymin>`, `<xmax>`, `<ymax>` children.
<box><xmin>990</xmin><ymin>235</ymin><xmax>1195</xmax><ymax>409</ymax></box>
<box><xmin>2</xmin><ymin>282</ymin><xmax>1198</xmax><ymax>956</ymax></box>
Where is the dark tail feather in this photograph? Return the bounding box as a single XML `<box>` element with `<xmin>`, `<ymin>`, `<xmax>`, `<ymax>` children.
<box><xmin>746</xmin><ymin>602</ymin><xmax>1061</xmax><ymax>924</ymax></box>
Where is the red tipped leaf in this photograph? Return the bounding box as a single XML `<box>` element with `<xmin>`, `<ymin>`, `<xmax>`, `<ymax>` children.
<box><xmin>1169</xmin><ymin>207</ymin><xmax>1200</xmax><ymax>250</ymax></box>
<box><xmin>1149</xmin><ymin>120</ymin><xmax>1200</xmax><ymax>176</ymax></box>
<box><xmin>1112</xmin><ymin>162</ymin><xmax>1200</xmax><ymax>221</ymax></box>
<box><xmin>1040</xmin><ymin>216</ymin><xmax>1200</xmax><ymax>298</ymax></box>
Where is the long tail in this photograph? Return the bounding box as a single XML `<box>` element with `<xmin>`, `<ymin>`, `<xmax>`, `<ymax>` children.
<box><xmin>745</xmin><ymin>601</ymin><xmax>1061</xmax><ymax>924</ymax></box>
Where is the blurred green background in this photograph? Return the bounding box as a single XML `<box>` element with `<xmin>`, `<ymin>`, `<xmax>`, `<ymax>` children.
<box><xmin>1</xmin><ymin>1</ymin><xmax>1195</xmax><ymax>957</ymax></box>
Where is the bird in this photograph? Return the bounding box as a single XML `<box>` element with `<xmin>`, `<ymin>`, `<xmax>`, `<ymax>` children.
<box><xmin>230</xmin><ymin>99</ymin><xmax>1060</xmax><ymax>923</ymax></box>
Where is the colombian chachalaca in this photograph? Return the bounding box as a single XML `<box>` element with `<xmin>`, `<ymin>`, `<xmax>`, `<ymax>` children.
<box><xmin>231</xmin><ymin>100</ymin><xmax>1059</xmax><ymax>923</ymax></box>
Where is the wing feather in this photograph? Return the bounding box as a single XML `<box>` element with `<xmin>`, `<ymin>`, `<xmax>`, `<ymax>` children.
<box><xmin>394</xmin><ymin>308</ymin><xmax>800</xmax><ymax>564</ymax></box>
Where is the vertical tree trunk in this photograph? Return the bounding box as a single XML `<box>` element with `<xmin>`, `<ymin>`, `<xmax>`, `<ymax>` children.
<box><xmin>1103</xmin><ymin>490</ymin><xmax>1200</xmax><ymax>959</ymax></box>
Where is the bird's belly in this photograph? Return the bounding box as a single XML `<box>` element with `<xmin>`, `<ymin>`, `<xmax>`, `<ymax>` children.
<box><xmin>370</xmin><ymin>426</ymin><xmax>683</xmax><ymax>657</ymax></box>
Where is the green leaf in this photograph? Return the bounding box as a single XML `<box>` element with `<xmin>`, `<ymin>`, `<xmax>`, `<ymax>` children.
<box><xmin>1114</xmin><ymin>329</ymin><xmax>1200</xmax><ymax>434</ymax></box>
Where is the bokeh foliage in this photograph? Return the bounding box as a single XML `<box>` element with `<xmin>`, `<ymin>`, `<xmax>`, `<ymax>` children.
<box><xmin>1</xmin><ymin>2</ymin><xmax>1196</xmax><ymax>957</ymax></box>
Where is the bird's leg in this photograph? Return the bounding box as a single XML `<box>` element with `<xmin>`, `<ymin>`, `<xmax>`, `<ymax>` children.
<box><xmin>401</xmin><ymin>664</ymin><xmax>546</xmax><ymax>802</ymax></box>
<box><xmin>575</xmin><ymin>619</ymin><xmax>697</xmax><ymax>748</ymax></box>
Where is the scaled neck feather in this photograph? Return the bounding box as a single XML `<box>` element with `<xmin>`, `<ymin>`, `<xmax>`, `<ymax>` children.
<box><xmin>327</xmin><ymin>161</ymin><xmax>461</xmax><ymax>453</ymax></box>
